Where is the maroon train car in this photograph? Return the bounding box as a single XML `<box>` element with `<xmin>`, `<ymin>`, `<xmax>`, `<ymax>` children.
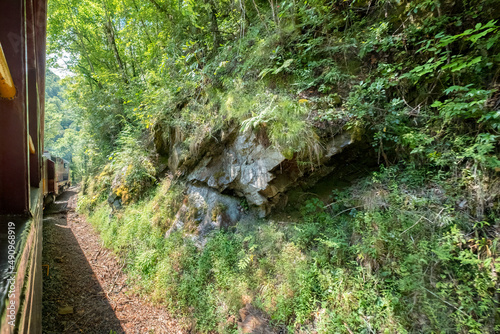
<box><xmin>42</xmin><ymin>152</ymin><xmax>71</xmax><ymax>204</ymax></box>
<box><xmin>0</xmin><ymin>0</ymin><xmax>48</xmax><ymax>333</ymax></box>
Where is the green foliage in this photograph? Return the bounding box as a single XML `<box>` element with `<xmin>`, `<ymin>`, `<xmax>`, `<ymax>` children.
<box><xmin>50</xmin><ymin>0</ymin><xmax>500</xmax><ymax>332</ymax></box>
<box><xmin>83</xmin><ymin>163</ymin><xmax>500</xmax><ymax>333</ymax></box>
<box><xmin>109</xmin><ymin>126</ymin><xmax>157</xmax><ymax>203</ymax></box>
<box><xmin>238</xmin><ymin>92</ymin><xmax>320</xmax><ymax>159</ymax></box>
<box><xmin>44</xmin><ymin>70</ymin><xmax>87</xmax><ymax>181</ymax></box>
<box><xmin>48</xmin><ymin>0</ymin><xmax>500</xmax><ymax>181</ymax></box>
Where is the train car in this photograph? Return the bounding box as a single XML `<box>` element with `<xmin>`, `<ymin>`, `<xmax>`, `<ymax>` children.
<box><xmin>42</xmin><ymin>152</ymin><xmax>71</xmax><ymax>204</ymax></box>
<box><xmin>55</xmin><ymin>157</ymin><xmax>71</xmax><ymax>193</ymax></box>
<box><xmin>0</xmin><ymin>1</ymin><xmax>48</xmax><ymax>333</ymax></box>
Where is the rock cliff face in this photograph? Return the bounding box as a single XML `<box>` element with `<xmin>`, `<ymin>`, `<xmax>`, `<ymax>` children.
<box><xmin>187</xmin><ymin>128</ymin><xmax>357</xmax><ymax>216</ymax></box>
<box><xmin>188</xmin><ymin>131</ymin><xmax>286</xmax><ymax>209</ymax></box>
<box><xmin>169</xmin><ymin>124</ymin><xmax>361</xmax><ymax>242</ymax></box>
<box><xmin>113</xmin><ymin>122</ymin><xmax>363</xmax><ymax>242</ymax></box>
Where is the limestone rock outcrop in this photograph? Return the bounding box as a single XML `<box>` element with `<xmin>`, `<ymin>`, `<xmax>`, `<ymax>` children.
<box><xmin>165</xmin><ymin>184</ymin><xmax>242</xmax><ymax>247</ymax></box>
<box><xmin>186</xmin><ymin>128</ymin><xmax>357</xmax><ymax>215</ymax></box>
<box><xmin>150</xmin><ymin>120</ymin><xmax>362</xmax><ymax>237</ymax></box>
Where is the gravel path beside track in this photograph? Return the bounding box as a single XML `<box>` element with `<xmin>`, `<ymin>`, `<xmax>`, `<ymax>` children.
<box><xmin>42</xmin><ymin>187</ymin><xmax>185</xmax><ymax>334</ymax></box>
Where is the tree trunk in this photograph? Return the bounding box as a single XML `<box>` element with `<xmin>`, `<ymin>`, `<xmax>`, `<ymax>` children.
<box><xmin>207</xmin><ymin>0</ymin><xmax>222</xmax><ymax>51</ymax></box>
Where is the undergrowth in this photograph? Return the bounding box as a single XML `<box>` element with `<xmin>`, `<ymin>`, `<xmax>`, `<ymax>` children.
<box><xmin>81</xmin><ymin>164</ymin><xmax>499</xmax><ymax>333</ymax></box>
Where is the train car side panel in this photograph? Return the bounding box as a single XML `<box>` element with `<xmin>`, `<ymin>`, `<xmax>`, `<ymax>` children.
<box><xmin>0</xmin><ymin>0</ymin><xmax>48</xmax><ymax>332</ymax></box>
<box><xmin>0</xmin><ymin>0</ymin><xmax>30</xmax><ymax>215</ymax></box>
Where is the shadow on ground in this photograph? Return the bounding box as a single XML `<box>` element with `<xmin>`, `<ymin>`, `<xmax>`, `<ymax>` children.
<box><xmin>42</xmin><ymin>188</ymin><xmax>124</xmax><ymax>334</ymax></box>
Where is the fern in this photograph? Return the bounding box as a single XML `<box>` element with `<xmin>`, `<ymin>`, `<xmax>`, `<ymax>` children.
<box><xmin>238</xmin><ymin>244</ymin><xmax>257</xmax><ymax>270</ymax></box>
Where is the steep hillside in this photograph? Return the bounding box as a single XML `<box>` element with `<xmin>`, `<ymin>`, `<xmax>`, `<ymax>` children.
<box><xmin>47</xmin><ymin>0</ymin><xmax>499</xmax><ymax>332</ymax></box>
